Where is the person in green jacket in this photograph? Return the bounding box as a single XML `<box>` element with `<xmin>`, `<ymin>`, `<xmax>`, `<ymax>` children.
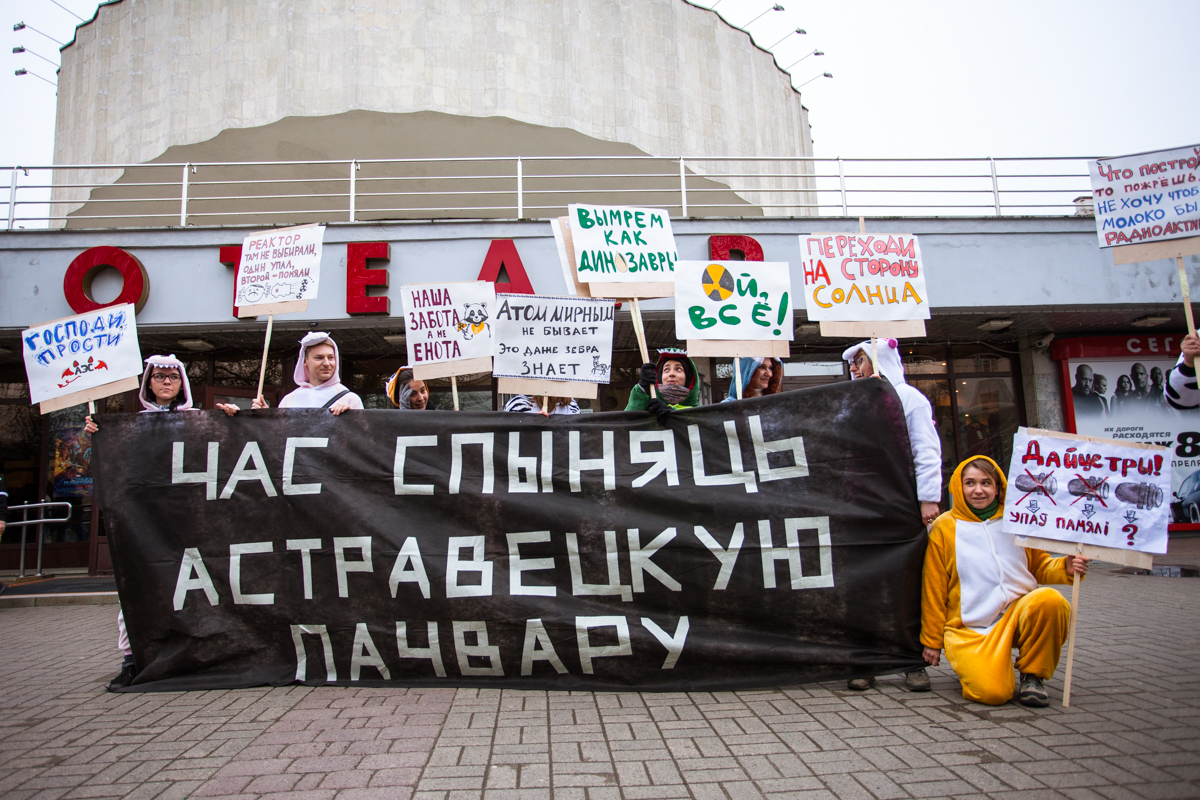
<box><xmin>626</xmin><ymin>348</ymin><xmax>701</xmax><ymax>422</ymax></box>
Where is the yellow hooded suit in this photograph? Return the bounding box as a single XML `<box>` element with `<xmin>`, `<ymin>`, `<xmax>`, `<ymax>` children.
<box><xmin>921</xmin><ymin>457</ymin><xmax>1079</xmax><ymax>705</ymax></box>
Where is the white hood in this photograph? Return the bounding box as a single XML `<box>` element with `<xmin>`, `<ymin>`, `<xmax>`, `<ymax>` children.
<box><xmin>139</xmin><ymin>354</ymin><xmax>195</xmax><ymax>411</ymax></box>
<box><xmin>292</xmin><ymin>332</ymin><xmax>343</xmax><ymax>390</ymax></box>
<box><xmin>842</xmin><ymin>338</ymin><xmax>906</xmax><ymax>385</ymax></box>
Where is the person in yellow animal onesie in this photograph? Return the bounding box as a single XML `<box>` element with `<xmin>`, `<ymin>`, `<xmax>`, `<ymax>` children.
<box><xmin>921</xmin><ymin>456</ymin><xmax>1089</xmax><ymax>707</ymax></box>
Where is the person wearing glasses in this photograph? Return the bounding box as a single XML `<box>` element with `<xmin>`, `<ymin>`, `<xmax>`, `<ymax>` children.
<box><xmin>83</xmin><ymin>355</ymin><xmax>231</xmax><ymax>691</ymax></box>
<box><xmin>222</xmin><ymin>332</ymin><xmax>363</xmax><ymax>414</ymax></box>
<box><xmin>841</xmin><ymin>338</ymin><xmax>943</xmax><ymax>693</ymax></box>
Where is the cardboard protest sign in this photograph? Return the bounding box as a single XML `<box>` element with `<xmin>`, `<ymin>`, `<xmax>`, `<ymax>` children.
<box><xmin>1089</xmin><ymin>144</ymin><xmax>1200</xmax><ymax>248</ymax></box>
<box><xmin>22</xmin><ymin>303</ymin><xmax>143</xmax><ymax>413</ymax></box>
<box><xmin>236</xmin><ymin>223</ymin><xmax>325</xmax><ymax>317</ymax></box>
<box><xmin>1003</xmin><ymin>427</ymin><xmax>1170</xmax><ymax>556</ymax></box>
<box><xmin>95</xmin><ymin>380</ymin><xmax>927</xmax><ymax>692</ymax></box>
<box><xmin>493</xmin><ymin>294</ymin><xmax>615</xmax><ymax>393</ymax></box>
<box><xmin>401</xmin><ymin>281</ymin><xmax>496</xmax><ymax>379</ymax></box>
<box><xmin>568</xmin><ymin>204</ymin><xmax>678</xmax><ymax>296</ymax></box>
<box><xmin>675</xmin><ymin>261</ymin><xmax>793</xmax><ymax>345</ymax></box>
<box><xmin>799</xmin><ymin>234</ymin><xmax>930</xmax><ymax>323</ymax></box>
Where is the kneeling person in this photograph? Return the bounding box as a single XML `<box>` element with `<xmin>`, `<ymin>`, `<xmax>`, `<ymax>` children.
<box><xmin>921</xmin><ymin>457</ymin><xmax>1088</xmax><ymax>707</ymax></box>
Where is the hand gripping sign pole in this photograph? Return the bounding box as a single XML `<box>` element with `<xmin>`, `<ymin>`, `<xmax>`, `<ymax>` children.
<box><xmin>233</xmin><ymin>223</ymin><xmax>326</xmax><ymax>405</ymax></box>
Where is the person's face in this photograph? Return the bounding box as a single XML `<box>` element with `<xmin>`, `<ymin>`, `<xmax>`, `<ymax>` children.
<box><xmin>1132</xmin><ymin>363</ymin><xmax>1149</xmax><ymax>390</ymax></box>
<box><xmin>961</xmin><ymin>465</ymin><xmax>998</xmax><ymax>510</ymax></box>
<box><xmin>407</xmin><ymin>379</ymin><xmax>429</xmax><ymax>409</ymax></box>
<box><xmin>750</xmin><ymin>361</ymin><xmax>773</xmax><ymax>391</ymax></box>
<box><xmin>1151</xmin><ymin>367</ymin><xmax>1164</xmax><ymax>385</ymax></box>
<box><xmin>1093</xmin><ymin>375</ymin><xmax>1107</xmax><ymax>394</ymax></box>
<box><xmin>849</xmin><ymin>349</ymin><xmax>874</xmax><ymax>380</ymax></box>
<box><xmin>1075</xmin><ymin>365</ymin><xmax>1093</xmax><ymax>394</ymax></box>
<box><xmin>305</xmin><ymin>343</ymin><xmax>337</xmax><ymax>384</ymax></box>
<box><xmin>660</xmin><ymin>360</ymin><xmax>687</xmax><ymax>386</ymax></box>
<box><xmin>1117</xmin><ymin>375</ymin><xmax>1132</xmax><ymax>393</ymax></box>
<box><xmin>149</xmin><ymin>366</ymin><xmax>183</xmax><ymax>404</ymax></box>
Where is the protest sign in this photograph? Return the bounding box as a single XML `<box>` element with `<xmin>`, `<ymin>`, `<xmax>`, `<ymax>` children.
<box><xmin>235</xmin><ymin>223</ymin><xmax>325</xmax><ymax>317</ymax></box>
<box><xmin>401</xmin><ymin>281</ymin><xmax>496</xmax><ymax>384</ymax></box>
<box><xmin>674</xmin><ymin>260</ymin><xmax>793</xmax><ymax>358</ymax></box>
<box><xmin>1093</xmin><ymin>145</ymin><xmax>1200</xmax><ymax>335</ymax></box>
<box><xmin>1003</xmin><ymin>427</ymin><xmax>1169</xmax><ymax>558</ymax></box>
<box><xmin>94</xmin><ymin>380</ymin><xmax>927</xmax><ymax>692</ymax></box>
<box><xmin>22</xmin><ymin>303</ymin><xmax>143</xmax><ymax>413</ymax></box>
<box><xmin>1089</xmin><ymin>144</ymin><xmax>1200</xmax><ymax>249</ymax></box>
<box><xmin>799</xmin><ymin>233</ymin><xmax>930</xmax><ymax>332</ymax></box>
<box><xmin>493</xmin><ymin>294</ymin><xmax>615</xmax><ymax>400</ymax></box>
<box><xmin>567</xmin><ymin>204</ymin><xmax>678</xmax><ymax>297</ymax></box>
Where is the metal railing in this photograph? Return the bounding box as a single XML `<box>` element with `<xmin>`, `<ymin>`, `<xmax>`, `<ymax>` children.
<box><xmin>1</xmin><ymin>155</ymin><xmax>1096</xmax><ymax>230</ymax></box>
<box><xmin>6</xmin><ymin>501</ymin><xmax>74</xmax><ymax>578</ymax></box>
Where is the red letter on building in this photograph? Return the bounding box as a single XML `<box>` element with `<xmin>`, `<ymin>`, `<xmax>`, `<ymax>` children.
<box><xmin>219</xmin><ymin>246</ymin><xmax>243</xmax><ymax>319</ymax></box>
<box><xmin>477</xmin><ymin>240</ymin><xmax>535</xmax><ymax>294</ymax></box>
<box><xmin>63</xmin><ymin>246</ymin><xmax>150</xmax><ymax>314</ymax></box>
<box><xmin>346</xmin><ymin>242</ymin><xmax>390</xmax><ymax>315</ymax></box>
<box><xmin>709</xmin><ymin>235</ymin><xmax>764</xmax><ymax>262</ymax></box>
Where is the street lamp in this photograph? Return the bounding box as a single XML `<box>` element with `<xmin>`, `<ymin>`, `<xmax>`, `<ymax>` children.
<box><xmin>14</xmin><ymin>68</ymin><xmax>58</xmax><ymax>87</ymax></box>
<box><xmin>13</xmin><ymin>22</ymin><xmax>65</xmax><ymax>46</ymax></box>
<box><xmin>784</xmin><ymin>49</ymin><xmax>824</xmax><ymax>70</ymax></box>
<box><xmin>767</xmin><ymin>27</ymin><xmax>806</xmax><ymax>49</ymax></box>
<box><xmin>795</xmin><ymin>72</ymin><xmax>832</xmax><ymax>90</ymax></box>
<box><xmin>744</xmin><ymin>3</ymin><xmax>785</xmax><ymax>28</ymax></box>
<box><xmin>13</xmin><ymin>45</ymin><xmax>59</xmax><ymax>68</ymax></box>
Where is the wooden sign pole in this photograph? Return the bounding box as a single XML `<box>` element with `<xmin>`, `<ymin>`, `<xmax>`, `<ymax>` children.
<box><xmin>256</xmin><ymin>313</ymin><xmax>274</xmax><ymax>403</ymax></box>
<box><xmin>630</xmin><ymin>297</ymin><xmax>657</xmax><ymax>400</ymax></box>
<box><xmin>1179</xmin><ymin>255</ymin><xmax>1196</xmax><ymax>336</ymax></box>
<box><xmin>734</xmin><ymin>357</ymin><xmax>744</xmax><ymax>400</ymax></box>
<box><xmin>1062</xmin><ymin>542</ymin><xmax>1084</xmax><ymax>708</ymax></box>
<box><xmin>451</xmin><ymin>375</ymin><xmax>460</xmax><ymax>411</ymax></box>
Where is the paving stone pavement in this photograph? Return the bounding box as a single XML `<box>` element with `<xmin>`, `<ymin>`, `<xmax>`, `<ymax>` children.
<box><xmin>1</xmin><ymin>569</ymin><xmax>1197</xmax><ymax>800</ymax></box>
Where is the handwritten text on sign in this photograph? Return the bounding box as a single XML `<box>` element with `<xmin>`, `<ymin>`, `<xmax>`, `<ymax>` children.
<box><xmin>22</xmin><ymin>303</ymin><xmax>143</xmax><ymax>405</ymax></box>
<box><xmin>800</xmin><ymin>233</ymin><xmax>930</xmax><ymax>322</ymax></box>
<box><xmin>401</xmin><ymin>282</ymin><xmax>497</xmax><ymax>365</ymax></box>
<box><xmin>236</xmin><ymin>224</ymin><xmax>325</xmax><ymax>307</ymax></box>
<box><xmin>569</xmin><ymin>204</ymin><xmax>678</xmax><ymax>283</ymax></box>
<box><xmin>1089</xmin><ymin>144</ymin><xmax>1200</xmax><ymax>248</ymax></box>
<box><xmin>493</xmin><ymin>294</ymin><xmax>615</xmax><ymax>383</ymax></box>
<box><xmin>674</xmin><ymin>261</ymin><xmax>794</xmax><ymax>341</ymax></box>
<box><xmin>1003</xmin><ymin>428</ymin><xmax>1170</xmax><ymax>555</ymax></box>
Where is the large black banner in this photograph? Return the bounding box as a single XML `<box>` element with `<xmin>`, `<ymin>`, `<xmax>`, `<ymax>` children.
<box><xmin>95</xmin><ymin>380</ymin><xmax>927</xmax><ymax>692</ymax></box>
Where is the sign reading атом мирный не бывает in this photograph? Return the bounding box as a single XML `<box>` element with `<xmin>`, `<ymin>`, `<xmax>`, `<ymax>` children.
<box><xmin>493</xmin><ymin>294</ymin><xmax>615</xmax><ymax>384</ymax></box>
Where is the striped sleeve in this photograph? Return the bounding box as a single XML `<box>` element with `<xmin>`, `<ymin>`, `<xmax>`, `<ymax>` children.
<box><xmin>1166</xmin><ymin>355</ymin><xmax>1200</xmax><ymax>410</ymax></box>
<box><xmin>503</xmin><ymin>395</ymin><xmax>538</xmax><ymax>414</ymax></box>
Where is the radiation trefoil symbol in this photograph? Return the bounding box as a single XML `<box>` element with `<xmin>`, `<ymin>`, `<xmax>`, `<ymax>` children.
<box><xmin>701</xmin><ymin>263</ymin><xmax>734</xmax><ymax>301</ymax></box>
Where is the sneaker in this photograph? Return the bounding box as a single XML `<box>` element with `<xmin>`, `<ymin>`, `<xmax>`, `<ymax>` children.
<box><xmin>106</xmin><ymin>662</ymin><xmax>136</xmax><ymax>692</ymax></box>
<box><xmin>846</xmin><ymin>677</ymin><xmax>875</xmax><ymax>691</ymax></box>
<box><xmin>904</xmin><ymin>669</ymin><xmax>931</xmax><ymax>692</ymax></box>
<box><xmin>1018</xmin><ymin>673</ymin><xmax>1049</xmax><ymax>707</ymax></box>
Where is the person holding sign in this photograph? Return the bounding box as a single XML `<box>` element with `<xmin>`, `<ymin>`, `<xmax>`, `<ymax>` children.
<box><xmin>227</xmin><ymin>333</ymin><xmax>362</xmax><ymax>414</ymax></box>
<box><xmin>385</xmin><ymin>367</ymin><xmax>431</xmax><ymax>410</ymax></box>
<box><xmin>1165</xmin><ymin>333</ymin><xmax>1200</xmax><ymax>410</ymax></box>
<box><xmin>921</xmin><ymin>456</ymin><xmax>1089</xmax><ymax>707</ymax></box>
<box><xmin>722</xmin><ymin>357</ymin><xmax>783</xmax><ymax>402</ymax></box>
<box><xmin>626</xmin><ymin>349</ymin><xmax>701</xmax><ymax>422</ymax></box>
<box><xmin>82</xmin><ymin>354</ymin><xmax>213</xmax><ymax>692</ymax></box>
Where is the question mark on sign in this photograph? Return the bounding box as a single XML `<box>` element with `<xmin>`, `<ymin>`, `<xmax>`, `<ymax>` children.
<box><xmin>1123</xmin><ymin>523</ymin><xmax>1138</xmax><ymax>546</ymax></box>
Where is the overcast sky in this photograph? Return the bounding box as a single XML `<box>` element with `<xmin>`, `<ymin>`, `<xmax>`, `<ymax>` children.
<box><xmin>2</xmin><ymin>0</ymin><xmax>1197</xmax><ymax>166</ymax></box>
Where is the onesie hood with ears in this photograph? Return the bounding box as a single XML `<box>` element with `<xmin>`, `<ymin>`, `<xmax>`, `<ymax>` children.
<box><xmin>948</xmin><ymin>455</ymin><xmax>1008</xmax><ymax>522</ymax></box>
<box><xmin>842</xmin><ymin>338</ymin><xmax>907</xmax><ymax>386</ymax></box>
<box><xmin>293</xmin><ymin>332</ymin><xmax>343</xmax><ymax>390</ymax></box>
<box><xmin>139</xmin><ymin>354</ymin><xmax>195</xmax><ymax>411</ymax></box>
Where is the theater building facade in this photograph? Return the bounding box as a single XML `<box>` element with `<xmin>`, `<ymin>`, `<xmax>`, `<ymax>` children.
<box><xmin>1</xmin><ymin>215</ymin><xmax>1195</xmax><ymax>573</ymax></box>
